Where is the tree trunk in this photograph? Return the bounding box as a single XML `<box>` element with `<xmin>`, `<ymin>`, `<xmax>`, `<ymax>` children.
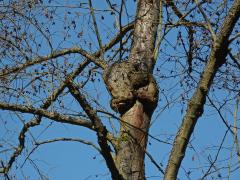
<box><xmin>115</xmin><ymin>100</ymin><xmax>151</xmax><ymax>180</ymax></box>
<box><xmin>103</xmin><ymin>0</ymin><xmax>160</xmax><ymax>179</ymax></box>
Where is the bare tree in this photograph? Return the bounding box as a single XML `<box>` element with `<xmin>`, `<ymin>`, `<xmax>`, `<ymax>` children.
<box><xmin>0</xmin><ymin>0</ymin><xmax>239</xmax><ymax>180</ymax></box>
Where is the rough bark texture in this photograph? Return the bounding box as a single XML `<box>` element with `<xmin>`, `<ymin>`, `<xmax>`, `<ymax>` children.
<box><xmin>103</xmin><ymin>0</ymin><xmax>160</xmax><ymax>179</ymax></box>
<box><xmin>164</xmin><ymin>1</ymin><xmax>240</xmax><ymax>179</ymax></box>
<box><xmin>115</xmin><ymin>101</ymin><xmax>151</xmax><ymax>180</ymax></box>
<box><xmin>129</xmin><ymin>0</ymin><xmax>160</xmax><ymax>71</ymax></box>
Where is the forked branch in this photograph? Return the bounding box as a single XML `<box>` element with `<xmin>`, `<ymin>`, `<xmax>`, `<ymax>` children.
<box><xmin>164</xmin><ymin>1</ymin><xmax>240</xmax><ymax>179</ymax></box>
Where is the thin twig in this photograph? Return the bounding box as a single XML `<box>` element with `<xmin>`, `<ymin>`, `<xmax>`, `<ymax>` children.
<box><xmin>201</xmin><ymin>130</ymin><xmax>229</xmax><ymax>179</ymax></box>
<box><xmin>233</xmin><ymin>95</ymin><xmax>240</xmax><ymax>164</ymax></box>
<box><xmin>66</xmin><ymin>80</ymin><xmax>122</xmax><ymax>179</ymax></box>
<box><xmin>194</xmin><ymin>0</ymin><xmax>217</xmax><ymax>41</ymax></box>
<box><xmin>35</xmin><ymin>137</ymin><xmax>101</xmax><ymax>153</ymax></box>
<box><xmin>145</xmin><ymin>150</ymin><xmax>165</xmax><ymax>174</ymax></box>
<box><xmin>88</xmin><ymin>0</ymin><xmax>104</xmax><ymax>57</ymax></box>
<box><xmin>229</xmin><ymin>52</ymin><xmax>240</xmax><ymax>69</ymax></box>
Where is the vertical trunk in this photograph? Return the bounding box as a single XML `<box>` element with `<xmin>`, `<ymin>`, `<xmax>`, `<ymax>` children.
<box><xmin>112</xmin><ymin>1</ymin><xmax>160</xmax><ymax>179</ymax></box>
<box><xmin>129</xmin><ymin>0</ymin><xmax>160</xmax><ymax>71</ymax></box>
<box><xmin>115</xmin><ymin>101</ymin><xmax>150</xmax><ymax>180</ymax></box>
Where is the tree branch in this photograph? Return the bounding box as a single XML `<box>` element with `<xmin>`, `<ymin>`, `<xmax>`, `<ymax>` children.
<box><xmin>66</xmin><ymin>80</ymin><xmax>123</xmax><ymax>180</ymax></box>
<box><xmin>88</xmin><ymin>0</ymin><xmax>104</xmax><ymax>56</ymax></box>
<box><xmin>0</xmin><ymin>21</ymin><xmax>134</xmax><ymax>78</ymax></box>
<box><xmin>229</xmin><ymin>32</ymin><xmax>240</xmax><ymax>43</ymax></box>
<box><xmin>0</xmin><ymin>60</ymin><xmax>90</xmax><ymax>175</ymax></box>
<box><xmin>0</xmin><ymin>47</ymin><xmax>107</xmax><ymax>77</ymax></box>
<box><xmin>229</xmin><ymin>51</ymin><xmax>240</xmax><ymax>69</ymax></box>
<box><xmin>145</xmin><ymin>150</ymin><xmax>164</xmax><ymax>175</ymax></box>
<box><xmin>0</xmin><ymin>102</ymin><xmax>92</xmax><ymax>128</ymax></box>
<box><xmin>0</xmin><ymin>20</ymin><xmax>135</xmax><ymax>176</ymax></box>
<box><xmin>164</xmin><ymin>0</ymin><xmax>240</xmax><ymax>179</ymax></box>
<box><xmin>194</xmin><ymin>0</ymin><xmax>217</xmax><ymax>40</ymax></box>
<box><xmin>201</xmin><ymin>130</ymin><xmax>228</xmax><ymax>179</ymax></box>
<box><xmin>165</xmin><ymin>0</ymin><xmax>195</xmax><ymax>73</ymax></box>
<box><xmin>35</xmin><ymin>137</ymin><xmax>101</xmax><ymax>153</ymax></box>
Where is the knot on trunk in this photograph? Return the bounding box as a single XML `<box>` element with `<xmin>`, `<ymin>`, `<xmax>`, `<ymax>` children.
<box><xmin>103</xmin><ymin>61</ymin><xmax>158</xmax><ymax>115</ymax></box>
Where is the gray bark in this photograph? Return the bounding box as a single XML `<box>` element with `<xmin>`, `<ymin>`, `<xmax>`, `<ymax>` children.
<box><xmin>103</xmin><ymin>0</ymin><xmax>160</xmax><ymax>179</ymax></box>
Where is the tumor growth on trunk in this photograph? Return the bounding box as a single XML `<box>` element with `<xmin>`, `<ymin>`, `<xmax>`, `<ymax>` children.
<box><xmin>103</xmin><ymin>60</ymin><xmax>158</xmax><ymax>115</ymax></box>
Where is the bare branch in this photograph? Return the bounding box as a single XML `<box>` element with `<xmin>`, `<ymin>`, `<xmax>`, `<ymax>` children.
<box><xmin>194</xmin><ymin>0</ymin><xmax>217</xmax><ymax>41</ymax></box>
<box><xmin>233</xmin><ymin>95</ymin><xmax>240</xmax><ymax>164</ymax></box>
<box><xmin>201</xmin><ymin>130</ymin><xmax>228</xmax><ymax>179</ymax></box>
<box><xmin>153</xmin><ymin>0</ymin><xmax>163</xmax><ymax>61</ymax></box>
<box><xmin>164</xmin><ymin>0</ymin><xmax>240</xmax><ymax>179</ymax></box>
<box><xmin>103</xmin><ymin>21</ymin><xmax>134</xmax><ymax>52</ymax></box>
<box><xmin>229</xmin><ymin>32</ymin><xmax>240</xmax><ymax>43</ymax></box>
<box><xmin>0</xmin><ymin>19</ymin><xmax>135</xmax><ymax>175</ymax></box>
<box><xmin>88</xmin><ymin>0</ymin><xmax>104</xmax><ymax>56</ymax></box>
<box><xmin>0</xmin><ymin>102</ymin><xmax>92</xmax><ymax>128</ymax></box>
<box><xmin>66</xmin><ymin>80</ymin><xmax>123</xmax><ymax>180</ymax></box>
<box><xmin>229</xmin><ymin>52</ymin><xmax>240</xmax><ymax>69</ymax></box>
<box><xmin>12</xmin><ymin>9</ymin><xmax>53</xmax><ymax>51</ymax></box>
<box><xmin>0</xmin><ymin>35</ymin><xmax>29</xmax><ymax>60</ymax></box>
<box><xmin>165</xmin><ymin>0</ymin><xmax>196</xmax><ymax>73</ymax></box>
<box><xmin>36</xmin><ymin>138</ymin><xmax>101</xmax><ymax>153</ymax></box>
<box><xmin>165</xmin><ymin>21</ymin><xmax>207</xmax><ymax>28</ymax></box>
<box><xmin>0</xmin><ymin>47</ymin><xmax>107</xmax><ymax>77</ymax></box>
<box><xmin>145</xmin><ymin>150</ymin><xmax>164</xmax><ymax>175</ymax></box>
<box><xmin>207</xmin><ymin>95</ymin><xmax>234</xmax><ymax>134</ymax></box>
<box><xmin>0</xmin><ymin>20</ymin><xmax>134</xmax><ymax>78</ymax></box>
<box><xmin>0</xmin><ymin>60</ymin><xmax>90</xmax><ymax>175</ymax></box>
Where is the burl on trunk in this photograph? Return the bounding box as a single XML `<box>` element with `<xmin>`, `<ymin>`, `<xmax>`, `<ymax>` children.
<box><xmin>103</xmin><ymin>0</ymin><xmax>160</xmax><ymax>179</ymax></box>
<box><xmin>103</xmin><ymin>59</ymin><xmax>158</xmax><ymax>179</ymax></box>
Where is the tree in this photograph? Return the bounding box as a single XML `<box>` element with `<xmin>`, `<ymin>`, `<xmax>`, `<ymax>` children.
<box><xmin>0</xmin><ymin>0</ymin><xmax>240</xmax><ymax>179</ymax></box>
